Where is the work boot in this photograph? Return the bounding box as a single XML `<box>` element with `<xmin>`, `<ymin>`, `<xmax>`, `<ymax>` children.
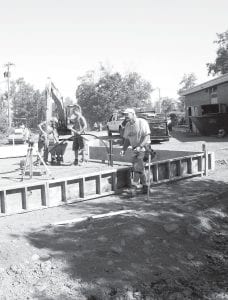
<box><xmin>142</xmin><ymin>185</ymin><xmax>148</xmax><ymax>194</ymax></box>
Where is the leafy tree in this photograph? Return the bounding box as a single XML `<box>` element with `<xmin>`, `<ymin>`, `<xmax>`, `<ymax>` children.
<box><xmin>177</xmin><ymin>73</ymin><xmax>197</xmax><ymax>111</ymax></box>
<box><xmin>161</xmin><ymin>97</ymin><xmax>176</xmax><ymax>114</ymax></box>
<box><xmin>0</xmin><ymin>105</ymin><xmax>8</xmax><ymax>133</ymax></box>
<box><xmin>178</xmin><ymin>73</ymin><xmax>197</xmax><ymax>95</ymax></box>
<box><xmin>11</xmin><ymin>78</ymin><xmax>46</xmax><ymax>129</ymax></box>
<box><xmin>64</xmin><ymin>97</ymin><xmax>74</xmax><ymax>107</ymax></box>
<box><xmin>76</xmin><ymin>65</ymin><xmax>152</xmax><ymax>126</ymax></box>
<box><xmin>207</xmin><ymin>30</ymin><xmax>228</xmax><ymax>75</ymax></box>
<box><xmin>0</xmin><ymin>91</ymin><xmax>11</xmax><ymax>133</ymax></box>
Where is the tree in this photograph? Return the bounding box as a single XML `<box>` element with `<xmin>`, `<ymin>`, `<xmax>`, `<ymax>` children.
<box><xmin>76</xmin><ymin>65</ymin><xmax>152</xmax><ymax>126</ymax></box>
<box><xmin>11</xmin><ymin>78</ymin><xmax>45</xmax><ymax>129</ymax></box>
<box><xmin>177</xmin><ymin>73</ymin><xmax>197</xmax><ymax>111</ymax></box>
<box><xmin>64</xmin><ymin>97</ymin><xmax>74</xmax><ymax>107</ymax></box>
<box><xmin>207</xmin><ymin>30</ymin><xmax>228</xmax><ymax>75</ymax></box>
<box><xmin>0</xmin><ymin>91</ymin><xmax>10</xmax><ymax>132</ymax></box>
<box><xmin>161</xmin><ymin>97</ymin><xmax>177</xmax><ymax>114</ymax></box>
<box><xmin>178</xmin><ymin>73</ymin><xmax>197</xmax><ymax>95</ymax></box>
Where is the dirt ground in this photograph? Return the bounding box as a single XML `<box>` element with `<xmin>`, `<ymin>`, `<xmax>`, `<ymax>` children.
<box><xmin>0</xmin><ymin>129</ymin><xmax>228</xmax><ymax>300</ymax></box>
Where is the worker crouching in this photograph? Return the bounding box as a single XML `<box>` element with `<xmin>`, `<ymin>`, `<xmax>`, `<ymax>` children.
<box><xmin>120</xmin><ymin>108</ymin><xmax>153</xmax><ymax>194</ymax></box>
<box><xmin>38</xmin><ymin>117</ymin><xmax>59</xmax><ymax>164</ymax></box>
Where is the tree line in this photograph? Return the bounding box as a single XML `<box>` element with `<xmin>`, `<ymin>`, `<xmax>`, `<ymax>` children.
<box><xmin>0</xmin><ymin>29</ymin><xmax>227</xmax><ymax>132</ymax></box>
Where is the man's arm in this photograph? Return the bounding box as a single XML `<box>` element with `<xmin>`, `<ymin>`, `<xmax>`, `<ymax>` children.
<box><xmin>120</xmin><ymin>138</ymin><xmax>130</xmax><ymax>156</ymax></box>
<box><xmin>136</xmin><ymin>133</ymin><xmax>150</xmax><ymax>148</ymax></box>
<box><xmin>38</xmin><ymin>121</ymin><xmax>47</xmax><ymax>136</ymax></box>
<box><xmin>79</xmin><ymin>115</ymin><xmax>87</xmax><ymax>134</ymax></box>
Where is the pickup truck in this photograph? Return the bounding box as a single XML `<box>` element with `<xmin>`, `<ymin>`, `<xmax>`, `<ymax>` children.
<box><xmin>106</xmin><ymin>111</ymin><xmax>125</xmax><ymax>136</ymax></box>
<box><xmin>107</xmin><ymin>110</ymin><xmax>170</xmax><ymax>142</ymax></box>
<box><xmin>136</xmin><ymin>111</ymin><xmax>170</xmax><ymax>142</ymax></box>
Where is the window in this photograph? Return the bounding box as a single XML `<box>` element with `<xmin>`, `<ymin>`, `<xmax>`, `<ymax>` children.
<box><xmin>193</xmin><ymin>106</ymin><xmax>199</xmax><ymax>116</ymax></box>
<box><xmin>211</xmin><ymin>97</ymin><xmax>218</xmax><ymax>104</ymax></box>
<box><xmin>208</xmin><ymin>86</ymin><xmax>217</xmax><ymax>94</ymax></box>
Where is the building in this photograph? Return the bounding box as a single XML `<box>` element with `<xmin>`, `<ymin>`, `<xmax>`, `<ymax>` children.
<box><xmin>182</xmin><ymin>73</ymin><xmax>228</xmax><ymax>135</ymax></box>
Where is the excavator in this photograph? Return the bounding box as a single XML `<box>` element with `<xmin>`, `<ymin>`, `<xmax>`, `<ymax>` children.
<box><xmin>45</xmin><ymin>80</ymin><xmax>79</xmax><ymax>137</ymax></box>
<box><xmin>42</xmin><ymin>80</ymin><xmax>81</xmax><ymax>164</ymax></box>
<box><xmin>45</xmin><ymin>80</ymin><xmax>113</xmax><ymax>165</ymax></box>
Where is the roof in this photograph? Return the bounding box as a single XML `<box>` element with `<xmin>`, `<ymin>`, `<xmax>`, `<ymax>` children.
<box><xmin>181</xmin><ymin>73</ymin><xmax>228</xmax><ymax>96</ymax></box>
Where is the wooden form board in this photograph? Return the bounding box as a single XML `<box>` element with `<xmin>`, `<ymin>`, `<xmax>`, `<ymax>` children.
<box><xmin>89</xmin><ymin>146</ymin><xmax>215</xmax><ymax>183</ymax></box>
<box><xmin>0</xmin><ymin>146</ymin><xmax>215</xmax><ymax>217</ymax></box>
<box><xmin>0</xmin><ymin>167</ymin><xmax>131</xmax><ymax>217</ymax></box>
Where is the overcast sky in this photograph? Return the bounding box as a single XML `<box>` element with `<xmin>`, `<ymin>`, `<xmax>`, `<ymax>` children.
<box><xmin>0</xmin><ymin>0</ymin><xmax>228</xmax><ymax>102</ymax></box>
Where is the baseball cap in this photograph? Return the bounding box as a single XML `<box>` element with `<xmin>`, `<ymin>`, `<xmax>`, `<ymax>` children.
<box><xmin>123</xmin><ymin>108</ymin><xmax>135</xmax><ymax>115</ymax></box>
<box><xmin>50</xmin><ymin>117</ymin><xmax>58</xmax><ymax>123</ymax></box>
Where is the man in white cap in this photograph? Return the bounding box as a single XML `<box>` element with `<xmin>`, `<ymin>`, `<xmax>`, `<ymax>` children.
<box><xmin>120</xmin><ymin>108</ymin><xmax>151</xmax><ymax>194</ymax></box>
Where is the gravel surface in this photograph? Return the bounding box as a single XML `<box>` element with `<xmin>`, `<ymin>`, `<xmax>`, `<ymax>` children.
<box><xmin>0</xmin><ymin>128</ymin><xmax>228</xmax><ymax>300</ymax></box>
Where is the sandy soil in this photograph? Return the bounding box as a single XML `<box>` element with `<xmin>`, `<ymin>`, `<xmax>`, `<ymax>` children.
<box><xmin>0</xmin><ymin>129</ymin><xmax>228</xmax><ymax>300</ymax></box>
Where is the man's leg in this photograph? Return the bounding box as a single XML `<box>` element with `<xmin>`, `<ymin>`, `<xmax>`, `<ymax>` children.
<box><xmin>72</xmin><ymin>136</ymin><xmax>80</xmax><ymax>165</ymax></box>
<box><xmin>133</xmin><ymin>151</ymin><xmax>148</xmax><ymax>194</ymax></box>
<box><xmin>132</xmin><ymin>155</ymin><xmax>141</xmax><ymax>187</ymax></box>
<box><xmin>79</xmin><ymin>136</ymin><xmax>86</xmax><ymax>163</ymax></box>
<box><xmin>43</xmin><ymin>140</ymin><xmax>49</xmax><ymax>163</ymax></box>
<box><xmin>74</xmin><ymin>150</ymin><xmax>79</xmax><ymax>165</ymax></box>
<box><xmin>37</xmin><ymin>140</ymin><xmax>44</xmax><ymax>165</ymax></box>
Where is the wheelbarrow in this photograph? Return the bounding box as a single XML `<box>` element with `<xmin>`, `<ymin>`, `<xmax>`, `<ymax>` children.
<box><xmin>49</xmin><ymin>142</ymin><xmax>68</xmax><ymax>165</ymax></box>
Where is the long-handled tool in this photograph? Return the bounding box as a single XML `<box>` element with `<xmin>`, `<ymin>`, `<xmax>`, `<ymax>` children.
<box><xmin>147</xmin><ymin>150</ymin><xmax>151</xmax><ymax>201</ymax></box>
<box><xmin>146</xmin><ymin>147</ymin><xmax>156</xmax><ymax>201</ymax></box>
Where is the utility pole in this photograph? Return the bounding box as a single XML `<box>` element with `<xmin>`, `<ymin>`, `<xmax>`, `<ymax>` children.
<box><xmin>4</xmin><ymin>62</ymin><xmax>15</xmax><ymax>128</ymax></box>
<box><xmin>154</xmin><ymin>87</ymin><xmax>161</xmax><ymax>113</ymax></box>
<box><xmin>157</xmin><ymin>87</ymin><xmax>161</xmax><ymax>113</ymax></box>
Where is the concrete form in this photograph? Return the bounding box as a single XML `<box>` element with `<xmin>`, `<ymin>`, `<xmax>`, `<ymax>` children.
<box><xmin>0</xmin><ymin>145</ymin><xmax>214</xmax><ymax>217</ymax></box>
<box><xmin>89</xmin><ymin>146</ymin><xmax>215</xmax><ymax>184</ymax></box>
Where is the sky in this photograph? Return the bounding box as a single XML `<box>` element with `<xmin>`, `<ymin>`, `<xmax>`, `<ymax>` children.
<box><xmin>0</xmin><ymin>0</ymin><xmax>228</xmax><ymax>103</ymax></box>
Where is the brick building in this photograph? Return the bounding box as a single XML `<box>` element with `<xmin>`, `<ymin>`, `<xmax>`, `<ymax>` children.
<box><xmin>182</xmin><ymin>73</ymin><xmax>228</xmax><ymax>135</ymax></box>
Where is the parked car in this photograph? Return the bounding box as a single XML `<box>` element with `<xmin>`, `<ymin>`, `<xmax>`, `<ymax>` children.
<box><xmin>8</xmin><ymin>128</ymin><xmax>27</xmax><ymax>144</ymax></box>
<box><xmin>107</xmin><ymin>112</ymin><xmax>126</xmax><ymax>136</ymax></box>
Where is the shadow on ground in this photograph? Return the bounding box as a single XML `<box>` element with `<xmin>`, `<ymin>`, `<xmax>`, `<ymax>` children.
<box><xmin>18</xmin><ymin>176</ymin><xmax>228</xmax><ymax>299</ymax></box>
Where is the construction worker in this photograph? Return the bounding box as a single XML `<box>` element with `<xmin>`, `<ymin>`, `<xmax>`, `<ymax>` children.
<box><xmin>120</xmin><ymin>108</ymin><xmax>151</xmax><ymax>194</ymax></box>
<box><xmin>38</xmin><ymin>117</ymin><xmax>59</xmax><ymax>164</ymax></box>
<box><xmin>70</xmin><ymin>108</ymin><xmax>87</xmax><ymax>166</ymax></box>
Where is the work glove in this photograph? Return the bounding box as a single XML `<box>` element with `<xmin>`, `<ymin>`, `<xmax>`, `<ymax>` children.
<box><xmin>134</xmin><ymin>146</ymin><xmax>145</xmax><ymax>153</ymax></box>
